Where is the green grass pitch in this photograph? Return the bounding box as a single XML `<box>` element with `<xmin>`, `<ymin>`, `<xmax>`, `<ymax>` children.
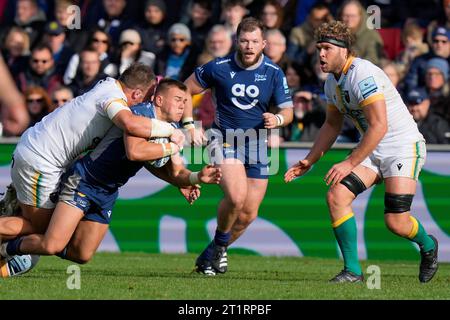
<box><xmin>1</xmin><ymin>253</ymin><xmax>449</xmax><ymax>300</ymax></box>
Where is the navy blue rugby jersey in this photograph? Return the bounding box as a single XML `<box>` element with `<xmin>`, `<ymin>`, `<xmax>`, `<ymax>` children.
<box><xmin>194</xmin><ymin>52</ymin><xmax>292</xmax><ymax>131</ymax></box>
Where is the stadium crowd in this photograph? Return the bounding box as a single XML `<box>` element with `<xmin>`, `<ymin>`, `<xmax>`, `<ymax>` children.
<box><xmin>0</xmin><ymin>0</ymin><xmax>449</xmax><ymax>143</ymax></box>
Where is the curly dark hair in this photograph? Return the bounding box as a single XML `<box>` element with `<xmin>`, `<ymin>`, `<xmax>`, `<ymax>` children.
<box><xmin>315</xmin><ymin>21</ymin><xmax>356</xmax><ymax>56</ymax></box>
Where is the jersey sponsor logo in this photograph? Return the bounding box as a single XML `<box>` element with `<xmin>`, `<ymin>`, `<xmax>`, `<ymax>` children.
<box><xmin>282</xmin><ymin>76</ymin><xmax>289</xmax><ymax>94</ymax></box>
<box><xmin>230</xmin><ymin>71</ymin><xmax>236</xmax><ymax>79</ymax></box>
<box><xmin>358</xmin><ymin>76</ymin><xmax>378</xmax><ymax>99</ymax></box>
<box><xmin>254</xmin><ymin>73</ymin><xmax>267</xmax><ymax>82</ymax></box>
<box><xmin>231</xmin><ymin>83</ymin><xmax>259</xmax><ymax>110</ymax></box>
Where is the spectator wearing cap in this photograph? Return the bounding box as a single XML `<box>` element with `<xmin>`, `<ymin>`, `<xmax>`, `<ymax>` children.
<box><xmin>404</xmin><ymin>26</ymin><xmax>450</xmax><ymax>93</ymax></box>
<box><xmin>43</xmin><ymin>21</ymin><xmax>75</xmax><ymax>74</ymax></box>
<box><xmin>15</xmin><ymin>43</ymin><xmax>63</xmax><ymax>96</ymax></box>
<box><xmin>138</xmin><ymin>0</ymin><xmax>169</xmax><ymax>56</ymax></box>
<box><xmin>155</xmin><ymin>23</ymin><xmax>200</xmax><ymax>81</ymax></box>
<box><xmin>12</xmin><ymin>0</ymin><xmax>46</xmax><ymax>48</ymax></box>
<box><xmin>406</xmin><ymin>88</ymin><xmax>450</xmax><ymax>144</ymax></box>
<box><xmin>426</xmin><ymin>0</ymin><xmax>450</xmax><ymax>47</ymax></box>
<box><xmin>424</xmin><ymin>57</ymin><xmax>450</xmax><ymax>103</ymax></box>
<box><xmin>116</xmin><ymin>28</ymin><xmax>156</xmax><ymax>75</ymax></box>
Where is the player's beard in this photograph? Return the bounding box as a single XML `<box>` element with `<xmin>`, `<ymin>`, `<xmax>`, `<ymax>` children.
<box><xmin>237</xmin><ymin>50</ymin><xmax>263</xmax><ymax>68</ymax></box>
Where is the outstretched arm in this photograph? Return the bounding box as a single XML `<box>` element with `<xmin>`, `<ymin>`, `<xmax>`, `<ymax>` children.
<box><xmin>285</xmin><ymin>106</ymin><xmax>343</xmax><ymax>182</ymax></box>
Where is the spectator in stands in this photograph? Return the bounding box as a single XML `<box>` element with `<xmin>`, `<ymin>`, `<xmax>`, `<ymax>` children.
<box><xmin>264</xmin><ymin>28</ymin><xmax>290</xmax><ymax>71</ymax></box>
<box><xmin>285</xmin><ymin>61</ymin><xmax>306</xmax><ymax>94</ymax></box>
<box><xmin>185</xmin><ymin>0</ymin><xmax>213</xmax><ymax>52</ymax></box>
<box><xmin>424</xmin><ymin>57</ymin><xmax>450</xmax><ymax>103</ymax></box>
<box><xmin>116</xmin><ymin>29</ymin><xmax>156</xmax><ymax>75</ymax></box>
<box><xmin>97</xmin><ymin>0</ymin><xmax>134</xmax><ymax>47</ymax></box>
<box><xmin>380</xmin><ymin>59</ymin><xmax>405</xmax><ymax>93</ymax></box>
<box><xmin>396</xmin><ymin>23</ymin><xmax>429</xmax><ymax>74</ymax></box>
<box><xmin>426</xmin><ymin>0</ymin><xmax>450</xmax><ymax>47</ymax></box>
<box><xmin>338</xmin><ymin>0</ymin><xmax>384</xmax><ymax>66</ymax></box>
<box><xmin>155</xmin><ymin>23</ymin><xmax>199</xmax><ymax>81</ymax></box>
<box><xmin>15</xmin><ymin>44</ymin><xmax>62</xmax><ymax>95</ymax></box>
<box><xmin>283</xmin><ymin>89</ymin><xmax>326</xmax><ymax>142</ymax></box>
<box><xmin>1</xmin><ymin>26</ymin><xmax>30</xmax><ymax>77</ymax></box>
<box><xmin>404</xmin><ymin>26</ymin><xmax>450</xmax><ymax>93</ymax></box>
<box><xmin>406</xmin><ymin>88</ymin><xmax>450</xmax><ymax>144</ymax></box>
<box><xmin>194</xmin><ymin>26</ymin><xmax>233</xmax><ymax>130</ymax></box>
<box><xmin>42</xmin><ymin>21</ymin><xmax>75</xmax><ymax>75</ymax></box>
<box><xmin>51</xmin><ymin>85</ymin><xmax>74</xmax><ymax>109</ymax></box>
<box><xmin>222</xmin><ymin>0</ymin><xmax>248</xmax><ymax>39</ymax></box>
<box><xmin>138</xmin><ymin>0</ymin><xmax>169</xmax><ymax>56</ymax></box>
<box><xmin>0</xmin><ymin>55</ymin><xmax>29</xmax><ymax>136</ymax></box>
<box><xmin>69</xmin><ymin>49</ymin><xmax>107</xmax><ymax>96</ymax></box>
<box><xmin>13</xmin><ymin>0</ymin><xmax>46</xmax><ymax>48</ymax></box>
<box><xmin>64</xmin><ymin>28</ymin><xmax>118</xmax><ymax>85</ymax></box>
<box><xmin>196</xmin><ymin>24</ymin><xmax>233</xmax><ymax>64</ymax></box>
<box><xmin>54</xmin><ymin>0</ymin><xmax>89</xmax><ymax>52</ymax></box>
<box><xmin>260</xmin><ymin>0</ymin><xmax>284</xmax><ymax>31</ymax></box>
<box><xmin>24</xmin><ymin>86</ymin><xmax>54</xmax><ymax>127</ymax></box>
<box><xmin>288</xmin><ymin>3</ymin><xmax>333</xmax><ymax>64</ymax></box>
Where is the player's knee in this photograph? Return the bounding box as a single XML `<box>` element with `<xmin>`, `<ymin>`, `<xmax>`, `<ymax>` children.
<box><xmin>326</xmin><ymin>186</ymin><xmax>353</xmax><ymax>210</ymax></box>
<box><xmin>226</xmin><ymin>195</ymin><xmax>246</xmax><ymax>211</ymax></box>
<box><xmin>384</xmin><ymin>193</ymin><xmax>414</xmax><ymax>214</ymax></box>
<box><xmin>72</xmin><ymin>253</ymin><xmax>93</xmax><ymax>265</ymax></box>
<box><xmin>42</xmin><ymin>240</ymin><xmax>66</xmax><ymax>255</ymax></box>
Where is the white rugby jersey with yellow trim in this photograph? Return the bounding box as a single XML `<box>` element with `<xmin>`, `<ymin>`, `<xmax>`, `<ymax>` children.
<box><xmin>18</xmin><ymin>77</ymin><xmax>129</xmax><ymax>168</ymax></box>
<box><xmin>324</xmin><ymin>57</ymin><xmax>423</xmax><ymax>147</ymax></box>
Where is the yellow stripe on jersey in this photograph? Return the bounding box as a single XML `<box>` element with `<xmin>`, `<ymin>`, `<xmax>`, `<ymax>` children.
<box><xmin>104</xmin><ymin>98</ymin><xmax>128</xmax><ymax>113</ymax></box>
<box><xmin>359</xmin><ymin>93</ymin><xmax>385</xmax><ymax>108</ymax></box>
<box><xmin>31</xmin><ymin>171</ymin><xmax>41</xmax><ymax>207</ymax></box>
<box><xmin>342</xmin><ymin>56</ymin><xmax>355</xmax><ymax>75</ymax></box>
<box><xmin>332</xmin><ymin>212</ymin><xmax>355</xmax><ymax>228</ymax></box>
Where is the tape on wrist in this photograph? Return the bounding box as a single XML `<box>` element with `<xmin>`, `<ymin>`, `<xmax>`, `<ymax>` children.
<box><xmin>182</xmin><ymin>117</ymin><xmax>195</xmax><ymax>129</ymax></box>
<box><xmin>150</xmin><ymin>119</ymin><xmax>175</xmax><ymax>138</ymax></box>
<box><xmin>189</xmin><ymin>171</ymin><xmax>200</xmax><ymax>185</ymax></box>
<box><xmin>275</xmin><ymin>114</ymin><xmax>284</xmax><ymax>127</ymax></box>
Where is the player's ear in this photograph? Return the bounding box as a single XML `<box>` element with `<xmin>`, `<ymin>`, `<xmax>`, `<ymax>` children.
<box><xmin>262</xmin><ymin>39</ymin><xmax>267</xmax><ymax>49</ymax></box>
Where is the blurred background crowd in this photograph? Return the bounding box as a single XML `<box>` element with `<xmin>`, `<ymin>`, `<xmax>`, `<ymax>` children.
<box><xmin>0</xmin><ymin>0</ymin><xmax>449</xmax><ymax>144</ymax></box>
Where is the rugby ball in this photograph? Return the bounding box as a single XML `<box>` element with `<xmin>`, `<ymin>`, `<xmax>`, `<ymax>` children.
<box><xmin>147</xmin><ymin>137</ymin><xmax>171</xmax><ymax>168</ymax></box>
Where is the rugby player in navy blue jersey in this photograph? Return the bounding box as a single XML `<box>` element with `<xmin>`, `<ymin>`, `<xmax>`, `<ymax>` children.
<box><xmin>182</xmin><ymin>18</ymin><xmax>294</xmax><ymax>275</ymax></box>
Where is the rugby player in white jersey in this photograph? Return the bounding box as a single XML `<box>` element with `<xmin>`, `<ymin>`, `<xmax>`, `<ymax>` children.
<box><xmin>0</xmin><ymin>63</ymin><xmax>184</xmax><ymax>243</ymax></box>
<box><xmin>285</xmin><ymin>21</ymin><xmax>438</xmax><ymax>283</ymax></box>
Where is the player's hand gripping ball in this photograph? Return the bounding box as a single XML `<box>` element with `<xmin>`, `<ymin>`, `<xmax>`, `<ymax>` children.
<box><xmin>147</xmin><ymin>137</ymin><xmax>171</xmax><ymax>168</ymax></box>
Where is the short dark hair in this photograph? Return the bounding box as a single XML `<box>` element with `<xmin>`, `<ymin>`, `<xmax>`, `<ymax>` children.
<box><xmin>119</xmin><ymin>63</ymin><xmax>155</xmax><ymax>89</ymax></box>
<box><xmin>154</xmin><ymin>78</ymin><xmax>187</xmax><ymax>97</ymax></box>
<box><xmin>236</xmin><ymin>17</ymin><xmax>265</xmax><ymax>38</ymax></box>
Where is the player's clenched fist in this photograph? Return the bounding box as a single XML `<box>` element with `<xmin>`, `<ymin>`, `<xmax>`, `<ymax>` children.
<box><xmin>199</xmin><ymin>165</ymin><xmax>222</xmax><ymax>184</ymax></box>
